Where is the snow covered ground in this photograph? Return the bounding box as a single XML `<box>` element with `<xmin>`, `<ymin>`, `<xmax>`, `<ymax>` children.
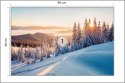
<box><xmin>11</xmin><ymin>41</ymin><xmax>114</xmax><ymax>76</ymax></box>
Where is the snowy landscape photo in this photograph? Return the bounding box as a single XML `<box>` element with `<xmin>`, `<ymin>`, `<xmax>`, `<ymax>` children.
<box><xmin>11</xmin><ymin>7</ymin><xmax>114</xmax><ymax>76</ymax></box>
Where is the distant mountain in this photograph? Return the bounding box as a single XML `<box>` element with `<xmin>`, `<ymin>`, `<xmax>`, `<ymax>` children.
<box><xmin>12</xmin><ymin>32</ymin><xmax>54</xmax><ymax>44</ymax></box>
<box><xmin>33</xmin><ymin>32</ymin><xmax>54</xmax><ymax>44</ymax></box>
<box><xmin>12</xmin><ymin>33</ymin><xmax>39</xmax><ymax>41</ymax></box>
<box><xmin>11</xmin><ymin>25</ymin><xmax>71</xmax><ymax>30</ymax></box>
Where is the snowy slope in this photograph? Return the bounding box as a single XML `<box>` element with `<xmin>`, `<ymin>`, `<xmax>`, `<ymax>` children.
<box><xmin>11</xmin><ymin>41</ymin><xmax>114</xmax><ymax>76</ymax></box>
<box><xmin>47</xmin><ymin>42</ymin><xmax>114</xmax><ymax>76</ymax></box>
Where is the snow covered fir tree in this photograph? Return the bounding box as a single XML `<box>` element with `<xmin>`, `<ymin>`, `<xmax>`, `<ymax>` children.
<box><xmin>11</xmin><ymin>18</ymin><xmax>114</xmax><ymax>65</ymax></box>
<box><xmin>71</xmin><ymin>18</ymin><xmax>114</xmax><ymax>51</ymax></box>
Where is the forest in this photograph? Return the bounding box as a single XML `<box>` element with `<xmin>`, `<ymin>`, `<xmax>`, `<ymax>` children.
<box><xmin>11</xmin><ymin>18</ymin><xmax>114</xmax><ymax>64</ymax></box>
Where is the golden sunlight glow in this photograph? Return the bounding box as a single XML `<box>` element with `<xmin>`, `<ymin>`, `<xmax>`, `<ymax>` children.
<box><xmin>90</xmin><ymin>23</ymin><xmax>94</xmax><ymax>28</ymax></box>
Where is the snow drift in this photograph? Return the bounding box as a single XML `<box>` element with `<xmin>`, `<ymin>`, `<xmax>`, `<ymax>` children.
<box><xmin>11</xmin><ymin>41</ymin><xmax>114</xmax><ymax>76</ymax></box>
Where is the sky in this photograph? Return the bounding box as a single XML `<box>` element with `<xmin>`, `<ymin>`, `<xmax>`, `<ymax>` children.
<box><xmin>12</xmin><ymin>7</ymin><xmax>114</xmax><ymax>28</ymax></box>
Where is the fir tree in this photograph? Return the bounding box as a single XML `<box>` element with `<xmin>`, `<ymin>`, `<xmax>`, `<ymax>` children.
<box><xmin>101</xmin><ymin>21</ymin><xmax>107</xmax><ymax>43</ymax></box>
<box><xmin>71</xmin><ymin>22</ymin><xmax>78</xmax><ymax>51</ymax></box>
<box><xmin>77</xmin><ymin>23</ymin><xmax>82</xmax><ymax>49</ymax></box>
<box><xmin>109</xmin><ymin>23</ymin><xmax>114</xmax><ymax>41</ymax></box>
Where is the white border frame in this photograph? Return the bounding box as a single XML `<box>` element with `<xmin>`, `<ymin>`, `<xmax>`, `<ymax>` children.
<box><xmin>1</xmin><ymin>1</ymin><xmax>124</xmax><ymax>82</ymax></box>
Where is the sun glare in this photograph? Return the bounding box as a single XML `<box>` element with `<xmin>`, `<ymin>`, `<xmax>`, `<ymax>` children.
<box><xmin>90</xmin><ymin>23</ymin><xmax>93</xmax><ymax>27</ymax></box>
